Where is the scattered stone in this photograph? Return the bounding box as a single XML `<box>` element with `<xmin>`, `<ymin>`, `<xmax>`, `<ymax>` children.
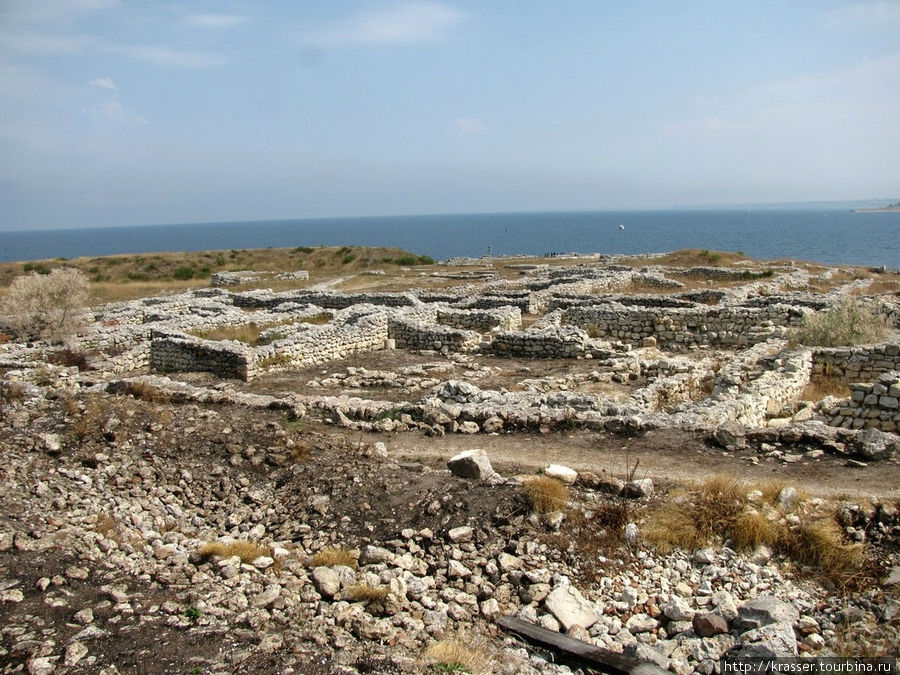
<box><xmin>447</xmin><ymin>526</ymin><xmax>474</xmax><ymax>543</ymax></box>
<box><xmin>850</xmin><ymin>428</ymin><xmax>898</xmax><ymax>461</ymax></box>
<box><xmin>622</xmin><ymin>478</ymin><xmax>653</xmax><ymax>498</ymax></box>
<box><xmin>544</xmin><ymin>585</ymin><xmax>600</xmax><ymax>631</ymax></box>
<box><xmin>734</xmin><ymin>596</ymin><xmax>800</xmax><ymax>632</ymax></box>
<box><xmin>447</xmin><ymin>449</ymin><xmax>496</xmax><ymax>479</ymax></box>
<box><xmin>544</xmin><ymin>464</ymin><xmax>578</xmax><ymax>483</ymax></box>
<box><xmin>693</xmin><ymin>612</ymin><xmax>729</xmax><ymax>637</ymax></box>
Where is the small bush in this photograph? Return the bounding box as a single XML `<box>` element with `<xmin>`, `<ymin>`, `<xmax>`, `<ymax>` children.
<box><xmin>523</xmin><ymin>476</ymin><xmax>569</xmax><ymax>514</ymax></box>
<box><xmin>2</xmin><ymin>268</ymin><xmax>89</xmax><ymax>342</ymax></box>
<box><xmin>294</xmin><ymin>246</ymin><xmax>314</xmax><ymax>254</ymax></box>
<box><xmin>791</xmin><ymin>299</ymin><xmax>891</xmax><ymax>347</ymax></box>
<box><xmin>172</xmin><ymin>265</ymin><xmax>195</xmax><ymax>280</ymax></box>
<box><xmin>197</xmin><ymin>540</ymin><xmax>271</xmax><ymax>564</ymax></box>
<box><xmin>341</xmin><ymin>253</ymin><xmax>356</xmax><ymax>264</ymax></box>
<box><xmin>310</xmin><ymin>547</ymin><xmax>358</xmax><ymax>568</ymax></box>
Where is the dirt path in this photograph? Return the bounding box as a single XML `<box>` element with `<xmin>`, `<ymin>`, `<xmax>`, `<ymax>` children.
<box><xmin>341</xmin><ymin>427</ymin><xmax>900</xmax><ymax>500</ymax></box>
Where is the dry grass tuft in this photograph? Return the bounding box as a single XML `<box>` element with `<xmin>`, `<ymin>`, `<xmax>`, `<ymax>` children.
<box><xmin>423</xmin><ymin>637</ymin><xmax>488</xmax><ymax>674</ymax></box>
<box><xmin>522</xmin><ymin>476</ymin><xmax>569</xmax><ymax>514</ymax></box>
<box><xmin>124</xmin><ymin>380</ymin><xmax>172</xmax><ymax>403</ymax></box>
<box><xmin>758</xmin><ymin>479</ymin><xmax>789</xmax><ymax>505</ymax></box>
<box><xmin>345</xmin><ymin>583</ymin><xmax>390</xmax><ymax>603</ymax></box>
<box><xmin>801</xmin><ymin>374</ymin><xmax>850</xmax><ymax>402</ymax></box>
<box><xmin>197</xmin><ymin>540</ymin><xmax>271</xmax><ymax>564</ymax></box>
<box><xmin>731</xmin><ymin>510</ymin><xmax>785</xmax><ymax>551</ymax></box>
<box><xmin>643</xmin><ymin>475</ymin><xmax>747</xmax><ymax>553</ymax></box>
<box><xmin>790</xmin><ymin>519</ymin><xmax>864</xmax><ymax>580</ymax></box>
<box><xmin>309</xmin><ymin>546</ymin><xmax>358</xmax><ymax>569</ymax></box>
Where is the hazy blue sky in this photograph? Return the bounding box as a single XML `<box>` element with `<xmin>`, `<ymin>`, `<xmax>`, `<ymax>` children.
<box><xmin>2</xmin><ymin>1</ymin><xmax>899</xmax><ymax>230</ymax></box>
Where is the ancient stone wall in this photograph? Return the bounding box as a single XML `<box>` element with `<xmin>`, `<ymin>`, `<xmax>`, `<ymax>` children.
<box><xmin>233</xmin><ymin>290</ymin><xmax>418</xmax><ymax>310</ymax></box>
<box><xmin>562</xmin><ymin>304</ymin><xmax>804</xmax><ymax>348</ymax></box>
<box><xmin>436</xmin><ymin>307</ymin><xmax>522</xmax><ymax>332</ymax></box>
<box><xmin>836</xmin><ymin>371</ymin><xmax>900</xmax><ymax>432</ymax></box>
<box><xmin>150</xmin><ymin>330</ymin><xmax>253</xmax><ymax>380</ymax></box>
<box><xmin>489</xmin><ymin>325</ymin><xmax>590</xmax><ymax>358</ymax></box>
<box><xmin>811</xmin><ymin>344</ymin><xmax>900</xmax><ymax>382</ymax></box>
<box><xmin>387</xmin><ymin>318</ymin><xmax>481</xmax><ymax>353</ymax></box>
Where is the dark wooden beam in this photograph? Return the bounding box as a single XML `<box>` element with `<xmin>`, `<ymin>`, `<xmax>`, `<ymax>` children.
<box><xmin>497</xmin><ymin>615</ymin><xmax>668</xmax><ymax>675</ymax></box>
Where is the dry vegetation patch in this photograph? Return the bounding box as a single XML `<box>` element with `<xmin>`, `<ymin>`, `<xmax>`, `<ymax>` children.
<box><xmin>423</xmin><ymin>636</ymin><xmax>489</xmax><ymax>674</ymax></box>
<box><xmin>522</xmin><ymin>475</ymin><xmax>569</xmax><ymax>513</ymax></box>
<box><xmin>197</xmin><ymin>540</ymin><xmax>272</xmax><ymax>564</ymax></box>
<box><xmin>310</xmin><ymin>547</ymin><xmax>359</xmax><ymax>569</ymax></box>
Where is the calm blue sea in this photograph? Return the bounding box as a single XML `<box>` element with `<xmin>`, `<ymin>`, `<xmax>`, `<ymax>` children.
<box><xmin>0</xmin><ymin>210</ymin><xmax>897</xmax><ymax>267</ymax></box>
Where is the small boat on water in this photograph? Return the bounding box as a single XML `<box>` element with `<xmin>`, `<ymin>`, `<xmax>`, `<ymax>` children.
<box><xmin>618</xmin><ymin>224</ymin><xmax>625</xmax><ymax>231</ymax></box>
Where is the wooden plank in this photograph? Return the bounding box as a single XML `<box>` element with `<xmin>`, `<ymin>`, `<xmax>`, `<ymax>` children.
<box><xmin>497</xmin><ymin>615</ymin><xmax>666</xmax><ymax>675</ymax></box>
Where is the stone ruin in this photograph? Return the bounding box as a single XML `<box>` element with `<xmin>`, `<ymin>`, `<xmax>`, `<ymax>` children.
<box><xmin>2</xmin><ymin>256</ymin><xmax>899</xmax><ymax>448</ymax></box>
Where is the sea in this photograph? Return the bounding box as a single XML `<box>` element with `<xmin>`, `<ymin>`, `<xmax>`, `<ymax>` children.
<box><xmin>0</xmin><ymin>209</ymin><xmax>898</xmax><ymax>268</ymax></box>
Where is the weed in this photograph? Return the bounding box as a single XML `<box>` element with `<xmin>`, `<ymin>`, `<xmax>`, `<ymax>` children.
<box><xmin>309</xmin><ymin>546</ymin><xmax>358</xmax><ymax>569</ymax></box>
<box><xmin>424</xmin><ymin>637</ymin><xmax>487</xmax><ymax>674</ymax></box>
<box><xmin>0</xmin><ymin>381</ymin><xmax>28</xmax><ymax>403</ymax></box>
<box><xmin>345</xmin><ymin>583</ymin><xmax>390</xmax><ymax>603</ymax></box>
<box><xmin>791</xmin><ymin>299</ymin><xmax>891</xmax><ymax>347</ymax></box>
<box><xmin>342</xmin><ymin>253</ymin><xmax>357</xmax><ymax>265</ymax></box>
<box><xmin>124</xmin><ymin>381</ymin><xmax>172</xmax><ymax>404</ymax></box>
<box><xmin>731</xmin><ymin>510</ymin><xmax>785</xmax><ymax>551</ymax></box>
<box><xmin>184</xmin><ymin>606</ymin><xmax>202</xmax><ymax>621</ymax></box>
<box><xmin>522</xmin><ymin>476</ymin><xmax>569</xmax><ymax>514</ymax></box>
<box><xmin>47</xmin><ymin>348</ymin><xmax>93</xmax><ymax>371</ymax></box>
<box><xmin>257</xmin><ymin>352</ymin><xmax>293</xmax><ymax>369</ymax></box>
<box><xmin>787</xmin><ymin>518</ymin><xmax>864</xmax><ymax>581</ymax></box>
<box><xmin>801</xmin><ymin>374</ymin><xmax>850</xmax><ymax>402</ymax></box>
<box><xmin>196</xmin><ymin>540</ymin><xmax>271</xmax><ymax>564</ymax></box>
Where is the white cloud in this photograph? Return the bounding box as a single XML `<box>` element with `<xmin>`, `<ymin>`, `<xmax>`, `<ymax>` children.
<box><xmin>0</xmin><ymin>31</ymin><xmax>94</xmax><ymax>55</ymax></box>
<box><xmin>184</xmin><ymin>14</ymin><xmax>249</xmax><ymax>28</ymax></box>
<box><xmin>108</xmin><ymin>45</ymin><xmax>228</xmax><ymax>68</ymax></box>
<box><xmin>4</xmin><ymin>0</ymin><xmax>119</xmax><ymax>23</ymax></box>
<box><xmin>301</xmin><ymin>1</ymin><xmax>466</xmax><ymax>48</ymax></box>
<box><xmin>451</xmin><ymin>116</ymin><xmax>488</xmax><ymax>135</ymax></box>
<box><xmin>87</xmin><ymin>77</ymin><xmax>116</xmax><ymax>90</ymax></box>
<box><xmin>823</xmin><ymin>1</ymin><xmax>900</xmax><ymax>29</ymax></box>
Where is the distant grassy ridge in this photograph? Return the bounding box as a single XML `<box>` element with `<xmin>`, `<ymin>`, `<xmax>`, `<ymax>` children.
<box><xmin>0</xmin><ymin>246</ymin><xmax>435</xmax><ymax>304</ymax></box>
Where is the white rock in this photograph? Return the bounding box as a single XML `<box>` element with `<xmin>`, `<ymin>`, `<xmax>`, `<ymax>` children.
<box><xmin>544</xmin><ymin>464</ymin><xmax>578</xmax><ymax>483</ymax></box>
<box><xmin>544</xmin><ymin>585</ymin><xmax>600</xmax><ymax>630</ymax></box>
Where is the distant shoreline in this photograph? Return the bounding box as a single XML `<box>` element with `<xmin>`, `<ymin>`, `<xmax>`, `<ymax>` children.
<box><xmin>853</xmin><ymin>206</ymin><xmax>900</xmax><ymax>213</ymax></box>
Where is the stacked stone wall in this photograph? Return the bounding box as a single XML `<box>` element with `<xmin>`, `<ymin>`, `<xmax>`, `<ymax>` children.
<box><xmin>489</xmin><ymin>326</ymin><xmax>590</xmax><ymax>359</ymax></box>
<box><xmin>150</xmin><ymin>330</ymin><xmax>253</xmax><ymax>379</ymax></box>
<box><xmin>831</xmin><ymin>371</ymin><xmax>900</xmax><ymax>432</ymax></box>
<box><xmin>387</xmin><ymin>318</ymin><xmax>480</xmax><ymax>353</ymax></box>
<box><xmin>811</xmin><ymin>344</ymin><xmax>900</xmax><ymax>382</ymax></box>
<box><xmin>436</xmin><ymin>307</ymin><xmax>522</xmax><ymax>332</ymax></box>
<box><xmin>562</xmin><ymin>304</ymin><xmax>804</xmax><ymax>348</ymax></box>
<box><xmin>233</xmin><ymin>290</ymin><xmax>418</xmax><ymax>310</ymax></box>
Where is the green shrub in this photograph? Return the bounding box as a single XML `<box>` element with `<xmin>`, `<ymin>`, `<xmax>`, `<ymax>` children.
<box><xmin>173</xmin><ymin>266</ymin><xmax>195</xmax><ymax>280</ymax></box>
<box><xmin>791</xmin><ymin>299</ymin><xmax>891</xmax><ymax>347</ymax></box>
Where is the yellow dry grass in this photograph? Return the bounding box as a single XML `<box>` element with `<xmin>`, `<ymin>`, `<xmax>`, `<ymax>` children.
<box><xmin>345</xmin><ymin>583</ymin><xmax>390</xmax><ymax>603</ymax></box>
<box><xmin>801</xmin><ymin>375</ymin><xmax>850</xmax><ymax>402</ymax></box>
<box><xmin>309</xmin><ymin>546</ymin><xmax>358</xmax><ymax>569</ymax></box>
<box><xmin>522</xmin><ymin>476</ymin><xmax>569</xmax><ymax>514</ymax></box>
<box><xmin>423</xmin><ymin>637</ymin><xmax>488</xmax><ymax>674</ymax></box>
<box><xmin>197</xmin><ymin>540</ymin><xmax>271</xmax><ymax>564</ymax></box>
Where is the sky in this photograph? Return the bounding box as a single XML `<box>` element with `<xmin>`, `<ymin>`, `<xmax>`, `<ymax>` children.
<box><xmin>1</xmin><ymin>0</ymin><xmax>899</xmax><ymax>231</ymax></box>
